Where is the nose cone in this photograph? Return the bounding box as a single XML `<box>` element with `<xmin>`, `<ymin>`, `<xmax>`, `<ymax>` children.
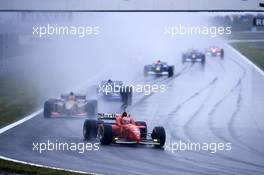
<box><xmin>130</xmin><ymin>126</ymin><xmax>141</xmax><ymax>142</ymax></box>
<box><xmin>134</xmin><ymin>132</ymin><xmax>141</xmax><ymax>142</ymax></box>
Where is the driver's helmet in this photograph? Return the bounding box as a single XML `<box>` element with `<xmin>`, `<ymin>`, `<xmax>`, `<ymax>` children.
<box><xmin>68</xmin><ymin>92</ymin><xmax>75</xmax><ymax>100</ymax></box>
<box><xmin>107</xmin><ymin>79</ymin><xmax>112</xmax><ymax>84</ymax></box>
<box><xmin>156</xmin><ymin>60</ymin><xmax>161</xmax><ymax>64</ymax></box>
<box><xmin>122</xmin><ymin>116</ymin><xmax>131</xmax><ymax>124</ymax></box>
<box><xmin>121</xmin><ymin>112</ymin><xmax>128</xmax><ymax>117</ymax></box>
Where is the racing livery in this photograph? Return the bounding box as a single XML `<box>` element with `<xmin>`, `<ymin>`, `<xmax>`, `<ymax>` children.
<box><xmin>97</xmin><ymin>80</ymin><xmax>132</xmax><ymax>105</ymax></box>
<box><xmin>206</xmin><ymin>46</ymin><xmax>224</xmax><ymax>58</ymax></box>
<box><xmin>43</xmin><ymin>92</ymin><xmax>97</xmax><ymax>118</ymax></box>
<box><xmin>182</xmin><ymin>49</ymin><xmax>206</xmax><ymax>64</ymax></box>
<box><xmin>144</xmin><ymin>60</ymin><xmax>174</xmax><ymax>77</ymax></box>
<box><xmin>83</xmin><ymin>113</ymin><xmax>166</xmax><ymax>148</ymax></box>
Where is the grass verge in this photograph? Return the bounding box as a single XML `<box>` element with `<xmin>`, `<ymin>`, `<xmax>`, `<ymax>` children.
<box><xmin>0</xmin><ymin>73</ymin><xmax>40</xmax><ymax>128</ymax></box>
<box><xmin>0</xmin><ymin>158</ymin><xmax>90</xmax><ymax>175</ymax></box>
<box><xmin>230</xmin><ymin>42</ymin><xmax>264</xmax><ymax>71</ymax></box>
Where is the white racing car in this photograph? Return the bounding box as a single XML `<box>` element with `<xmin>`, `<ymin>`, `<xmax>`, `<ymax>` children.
<box><xmin>43</xmin><ymin>92</ymin><xmax>97</xmax><ymax>118</ymax></box>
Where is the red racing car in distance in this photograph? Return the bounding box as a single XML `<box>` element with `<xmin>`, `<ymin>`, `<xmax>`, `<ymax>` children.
<box><xmin>205</xmin><ymin>46</ymin><xmax>224</xmax><ymax>58</ymax></box>
<box><xmin>83</xmin><ymin>113</ymin><xmax>166</xmax><ymax>148</ymax></box>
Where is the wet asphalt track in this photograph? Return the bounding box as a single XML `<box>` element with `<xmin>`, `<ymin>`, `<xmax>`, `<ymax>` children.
<box><xmin>0</xmin><ymin>41</ymin><xmax>264</xmax><ymax>175</ymax></box>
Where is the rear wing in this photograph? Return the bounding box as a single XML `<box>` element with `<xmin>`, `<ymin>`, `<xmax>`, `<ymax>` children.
<box><xmin>98</xmin><ymin>113</ymin><xmax>118</xmax><ymax>120</ymax></box>
<box><xmin>100</xmin><ymin>81</ymin><xmax>123</xmax><ymax>86</ymax></box>
<box><xmin>61</xmin><ymin>94</ymin><xmax>86</xmax><ymax>100</ymax></box>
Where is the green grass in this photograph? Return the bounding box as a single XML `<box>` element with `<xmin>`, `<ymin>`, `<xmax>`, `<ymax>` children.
<box><xmin>231</xmin><ymin>42</ymin><xmax>264</xmax><ymax>71</ymax></box>
<box><xmin>0</xmin><ymin>159</ymin><xmax>90</xmax><ymax>175</ymax></box>
<box><xmin>226</xmin><ymin>32</ymin><xmax>264</xmax><ymax>40</ymax></box>
<box><xmin>0</xmin><ymin>73</ymin><xmax>40</xmax><ymax>128</ymax></box>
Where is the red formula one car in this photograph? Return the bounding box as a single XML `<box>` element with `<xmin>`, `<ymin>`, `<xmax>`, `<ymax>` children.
<box><xmin>83</xmin><ymin>112</ymin><xmax>166</xmax><ymax>148</ymax></box>
<box><xmin>43</xmin><ymin>92</ymin><xmax>97</xmax><ymax>118</ymax></box>
<box><xmin>206</xmin><ymin>46</ymin><xmax>224</xmax><ymax>58</ymax></box>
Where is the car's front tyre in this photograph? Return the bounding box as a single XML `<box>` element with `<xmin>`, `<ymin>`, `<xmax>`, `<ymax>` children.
<box><xmin>43</xmin><ymin>99</ymin><xmax>55</xmax><ymax>118</ymax></box>
<box><xmin>151</xmin><ymin>126</ymin><xmax>166</xmax><ymax>148</ymax></box>
<box><xmin>83</xmin><ymin>119</ymin><xmax>97</xmax><ymax>140</ymax></box>
<box><xmin>98</xmin><ymin>124</ymin><xmax>113</xmax><ymax>145</ymax></box>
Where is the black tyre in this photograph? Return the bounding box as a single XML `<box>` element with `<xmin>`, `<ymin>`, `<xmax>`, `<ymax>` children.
<box><xmin>220</xmin><ymin>49</ymin><xmax>224</xmax><ymax>59</ymax></box>
<box><xmin>135</xmin><ymin>121</ymin><xmax>147</xmax><ymax>139</ymax></box>
<box><xmin>168</xmin><ymin>66</ymin><xmax>174</xmax><ymax>77</ymax></box>
<box><xmin>85</xmin><ymin>100</ymin><xmax>98</xmax><ymax>118</ymax></box>
<box><xmin>43</xmin><ymin>100</ymin><xmax>54</xmax><ymax>118</ymax></box>
<box><xmin>144</xmin><ymin>65</ymin><xmax>149</xmax><ymax>76</ymax></box>
<box><xmin>151</xmin><ymin>126</ymin><xmax>166</xmax><ymax>148</ymax></box>
<box><xmin>120</xmin><ymin>86</ymin><xmax>133</xmax><ymax>105</ymax></box>
<box><xmin>182</xmin><ymin>55</ymin><xmax>186</xmax><ymax>64</ymax></box>
<box><xmin>83</xmin><ymin>119</ymin><xmax>97</xmax><ymax>140</ymax></box>
<box><xmin>201</xmin><ymin>55</ymin><xmax>206</xmax><ymax>64</ymax></box>
<box><xmin>98</xmin><ymin>124</ymin><xmax>113</xmax><ymax>145</ymax></box>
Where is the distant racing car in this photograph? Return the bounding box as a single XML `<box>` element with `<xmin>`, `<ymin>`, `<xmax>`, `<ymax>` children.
<box><xmin>182</xmin><ymin>49</ymin><xmax>206</xmax><ymax>64</ymax></box>
<box><xmin>43</xmin><ymin>92</ymin><xmax>97</xmax><ymax>118</ymax></box>
<box><xmin>144</xmin><ymin>60</ymin><xmax>174</xmax><ymax>77</ymax></box>
<box><xmin>206</xmin><ymin>46</ymin><xmax>224</xmax><ymax>58</ymax></box>
<box><xmin>83</xmin><ymin>112</ymin><xmax>166</xmax><ymax>148</ymax></box>
<box><xmin>97</xmin><ymin>79</ymin><xmax>132</xmax><ymax>105</ymax></box>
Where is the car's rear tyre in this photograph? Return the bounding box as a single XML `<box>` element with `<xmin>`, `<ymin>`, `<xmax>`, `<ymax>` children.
<box><xmin>135</xmin><ymin>121</ymin><xmax>147</xmax><ymax>139</ymax></box>
<box><xmin>144</xmin><ymin>65</ymin><xmax>150</xmax><ymax>76</ymax></box>
<box><xmin>83</xmin><ymin>119</ymin><xmax>97</xmax><ymax>140</ymax></box>
<box><xmin>182</xmin><ymin>55</ymin><xmax>186</xmax><ymax>64</ymax></box>
<box><xmin>144</xmin><ymin>65</ymin><xmax>148</xmax><ymax>76</ymax></box>
<box><xmin>201</xmin><ymin>55</ymin><xmax>206</xmax><ymax>64</ymax></box>
<box><xmin>120</xmin><ymin>86</ymin><xmax>133</xmax><ymax>105</ymax></box>
<box><xmin>151</xmin><ymin>126</ymin><xmax>166</xmax><ymax>148</ymax></box>
<box><xmin>43</xmin><ymin>99</ymin><xmax>54</xmax><ymax>118</ymax></box>
<box><xmin>168</xmin><ymin>66</ymin><xmax>174</xmax><ymax>77</ymax></box>
<box><xmin>85</xmin><ymin>100</ymin><xmax>98</xmax><ymax>118</ymax></box>
<box><xmin>98</xmin><ymin>124</ymin><xmax>113</xmax><ymax>145</ymax></box>
<box><xmin>220</xmin><ymin>49</ymin><xmax>224</xmax><ymax>59</ymax></box>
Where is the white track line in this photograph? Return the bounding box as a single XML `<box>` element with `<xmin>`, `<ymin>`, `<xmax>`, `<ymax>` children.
<box><xmin>226</xmin><ymin>43</ymin><xmax>264</xmax><ymax>77</ymax></box>
<box><xmin>0</xmin><ymin>109</ymin><xmax>42</xmax><ymax>134</ymax></box>
<box><xmin>0</xmin><ymin>155</ymin><xmax>96</xmax><ymax>175</ymax></box>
